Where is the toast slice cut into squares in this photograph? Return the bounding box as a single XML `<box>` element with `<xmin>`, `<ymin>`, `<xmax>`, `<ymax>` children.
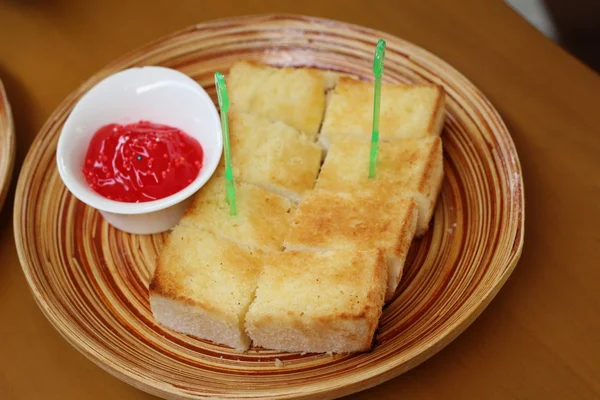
<box><xmin>181</xmin><ymin>175</ymin><xmax>296</xmax><ymax>250</ymax></box>
<box><xmin>245</xmin><ymin>249</ymin><xmax>387</xmax><ymax>353</ymax></box>
<box><xmin>227</xmin><ymin>61</ymin><xmax>326</xmax><ymax>140</ymax></box>
<box><xmin>320</xmin><ymin>77</ymin><xmax>445</xmax><ymax>148</ymax></box>
<box><xmin>228</xmin><ymin>112</ymin><xmax>323</xmax><ymax>202</ymax></box>
<box><xmin>149</xmin><ymin>227</ymin><xmax>263</xmax><ymax>351</ymax></box>
<box><xmin>284</xmin><ymin>190</ymin><xmax>417</xmax><ymax>300</ymax></box>
<box><xmin>315</xmin><ymin>137</ymin><xmax>443</xmax><ymax>236</ymax></box>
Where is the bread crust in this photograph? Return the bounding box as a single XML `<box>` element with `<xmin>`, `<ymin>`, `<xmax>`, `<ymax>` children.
<box><xmin>427</xmin><ymin>85</ymin><xmax>447</xmax><ymax>136</ymax></box>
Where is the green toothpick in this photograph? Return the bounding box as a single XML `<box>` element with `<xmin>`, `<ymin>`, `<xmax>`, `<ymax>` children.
<box><xmin>369</xmin><ymin>39</ymin><xmax>386</xmax><ymax>179</ymax></box>
<box><xmin>214</xmin><ymin>72</ymin><xmax>237</xmax><ymax>216</ymax></box>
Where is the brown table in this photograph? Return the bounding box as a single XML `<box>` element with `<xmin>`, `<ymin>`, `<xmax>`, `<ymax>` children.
<box><xmin>1</xmin><ymin>1</ymin><xmax>599</xmax><ymax>399</ymax></box>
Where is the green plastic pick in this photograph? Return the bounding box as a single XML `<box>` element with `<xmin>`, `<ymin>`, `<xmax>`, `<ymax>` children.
<box><xmin>369</xmin><ymin>39</ymin><xmax>386</xmax><ymax>179</ymax></box>
<box><xmin>214</xmin><ymin>72</ymin><xmax>237</xmax><ymax>216</ymax></box>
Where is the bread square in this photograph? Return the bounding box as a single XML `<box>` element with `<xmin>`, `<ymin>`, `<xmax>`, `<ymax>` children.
<box><xmin>181</xmin><ymin>175</ymin><xmax>296</xmax><ymax>250</ymax></box>
<box><xmin>245</xmin><ymin>249</ymin><xmax>387</xmax><ymax>353</ymax></box>
<box><xmin>284</xmin><ymin>191</ymin><xmax>417</xmax><ymax>300</ymax></box>
<box><xmin>149</xmin><ymin>227</ymin><xmax>263</xmax><ymax>351</ymax></box>
<box><xmin>320</xmin><ymin>77</ymin><xmax>445</xmax><ymax>148</ymax></box>
<box><xmin>227</xmin><ymin>61</ymin><xmax>326</xmax><ymax>139</ymax></box>
<box><xmin>315</xmin><ymin>137</ymin><xmax>443</xmax><ymax>236</ymax></box>
<box><xmin>227</xmin><ymin>112</ymin><xmax>323</xmax><ymax>202</ymax></box>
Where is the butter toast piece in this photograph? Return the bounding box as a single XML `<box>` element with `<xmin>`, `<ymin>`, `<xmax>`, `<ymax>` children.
<box><xmin>149</xmin><ymin>227</ymin><xmax>263</xmax><ymax>351</ymax></box>
<box><xmin>320</xmin><ymin>77</ymin><xmax>445</xmax><ymax>148</ymax></box>
<box><xmin>315</xmin><ymin>137</ymin><xmax>443</xmax><ymax>236</ymax></box>
<box><xmin>227</xmin><ymin>61</ymin><xmax>326</xmax><ymax>139</ymax></box>
<box><xmin>181</xmin><ymin>175</ymin><xmax>296</xmax><ymax>250</ymax></box>
<box><xmin>284</xmin><ymin>191</ymin><xmax>417</xmax><ymax>300</ymax></box>
<box><xmin>245</xmin><ymin>249</ymin><xmax>387</xmax><ymax>353</ymax></box>
<box><xmin>228</xmin><ymin>112</ymin><xmax>322</xmax><ymax>202</ymax></box>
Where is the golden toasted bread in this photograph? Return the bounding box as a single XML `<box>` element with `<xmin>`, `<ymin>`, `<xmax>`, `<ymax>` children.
<box><xmin>315</xmin><ymin>137</ymin><xmax>444</xmax><ymax>236</ymax></box>
<box><xmin>245</xmin><ymin>249</ymin><xmax>387</xmax><ymax>353</ymax></box>
<box><xmin>227</xmin><ymin>112</ymin><xmax>322</xmax><ymax>202</ymax></box>
<box><xmin>181</xmin><ymin>175</ymin><xmax>296</xmax><ymax>250</ymax></box>
<box><xmin>320</xmin><ymin>77</ymin><xmax>446</xmax><ymax>148</ymax></box>
<box><xmin>150</xmin><ymin>63</ymin><xmax>448</xmax><ymax>354</ymax></box>
<box><xmin>227</xmin><ymin>61</ymin><xmax>326</xmax><ymax>139</ymax></box>
<box><xmin>284</xmin><ymin>191</ymin><xmax>417</xmax><ymax>300</ymax></box>
<box><xmin>149</xmin><ymin>227</ymin><xmax>263</xmax><ymax>350</ymax></box>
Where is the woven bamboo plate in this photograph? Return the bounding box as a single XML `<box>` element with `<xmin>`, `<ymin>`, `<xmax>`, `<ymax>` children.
<box><xmin>0</xmin><ymin>79</ymin><xmax>15</xmax><ymax>212</ymax></box>
<box><xmin>14</xmin><ymin>14</ymin><xmax>524</xmax><ymax>400</ymax></box>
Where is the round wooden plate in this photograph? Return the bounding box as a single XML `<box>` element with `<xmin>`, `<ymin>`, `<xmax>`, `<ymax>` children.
<box><xmin>0</xmin><ymin>79</ymin><xmax>15</xmax><ymax>212</ymax></box>
<box><xmin>14</xmin><ymin>15</ymin><xmax>524</xmax><ymax>400</ymax></box>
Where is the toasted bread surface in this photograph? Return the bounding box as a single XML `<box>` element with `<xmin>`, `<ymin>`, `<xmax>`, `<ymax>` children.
<box><xmin>316</xmin><ymin>136</ymin><xmax>443</xmax><ymax>236</ymax></box>
<box><xmin>320</xmin><ymin>77</ymin><xmax>445</xmax><ymax>147</ymax></box>
<box><xmin>181</xmin><ymin>175</ymin><xmax>296</xmax><ymax>250</ymax></box>
<box><xmin>149</xmin><ymin>227</ymin><xmax>263</xmax><ymax>350</ymax></box>
<box><xmin>227</xmin><ymin>61</ymin><xmax>326</xmax><ymax>139</ymax></box>
<box><xmin>245</xmin><ymin>249</ymin><xmax>387</xmax><ymax>353</ymax></box>
<box><xmin>284</xmin><ymin>190</ymin><xmax>417</xmax><ymax>299</ymax></box>
<box><xmin>227</xmin><ymin>112</ymin><xmax>322</xmax><ymax>202</ymax></box>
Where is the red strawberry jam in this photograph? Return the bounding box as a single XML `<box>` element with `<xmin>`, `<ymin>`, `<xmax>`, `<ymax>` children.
<box><xmin>82</xmin><ymin>121</ymin><xmax>203</xmax><ymax>203</ymax></box>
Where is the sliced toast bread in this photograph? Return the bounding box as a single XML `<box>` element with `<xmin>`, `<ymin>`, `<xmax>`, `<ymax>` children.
<box><xmin>320</xmin><ymin>77</ymin><xmax>445</xmax><ymax>148</ymax></box>
<box><xmin>227</xmin><ymin>112</ymin><xmax>322</xmax><ymax>202</ymax></box>
<box><xmin>181</xmin><ymin>175</ymin><xmax>296</xmax><ymax>250</ymax></box>
<box><xmin>227</xmin><ymin>61</ymin><xmax>326</xmax><ymax>139</ymax></box>
<box><xmin>284</xmin><ymin>190</ymin><xmax>417</xmax><ymax>300</ymax></box>
<box><xmin>150</xmin><ymin>227</ymin><xmax>263</xmax><ymax>351</ymax></box>
<box><xmin>245</xmin><ymin>249</ymin><xmax>387</xmax><ymax>353</ymax></box>
<box><xmin>315</xmin><ymin>137</ymin><xmax>444</xmax><ymax>236</ymax></box>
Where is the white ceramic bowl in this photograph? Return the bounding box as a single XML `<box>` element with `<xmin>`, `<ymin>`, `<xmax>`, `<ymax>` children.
<box><xmin>56</xmin><ymin>66</ymin><xmax>222</xmax><ymax>234</ymax></box>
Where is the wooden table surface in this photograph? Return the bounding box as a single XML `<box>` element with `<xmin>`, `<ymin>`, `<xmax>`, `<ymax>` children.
<box><xmin>1</xmin><ymin>1</ymin><xmax>599</xmax><ymax>399</ymax></box>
